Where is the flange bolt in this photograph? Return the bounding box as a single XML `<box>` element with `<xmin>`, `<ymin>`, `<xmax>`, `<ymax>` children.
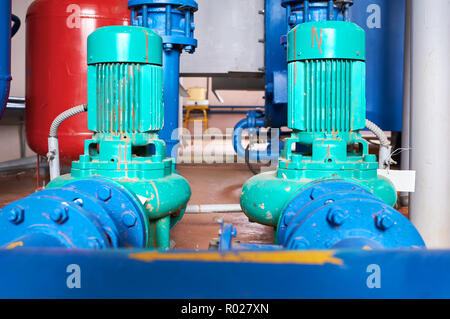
<box><xmin>376</xmin><ymin>211</ymin><xmax>394</xmax><ymax>230</ymax></box>
<box><xmin>97</xmin><ymin>186</ymin><xmax>112</xmax><ymax>202</ymax></box>
<box><xmin>291</xmin><ymin>237</ymin><xmax>309</xmax><ymax>250</ymax></box>
<box><xmin>50</xmin><ymin>206</ymin><xmax>69</xmax><ymax>224</ymax></box>
<box><xmin>327</xmin><ymin>208</ymin><xmax>348</xmax><ymax>226</ymax></box>
<box><xmin>283</xmin><ymin>211</ymin><xmax>296</xmax><ymax>226</ymax></box>
<box><xmin>310</xmin><ymin>186</ymin><xmax>327</xmax><ymax>200</ymax></box>
<box><xmin>122</xmin><ymin>212</ymin><xmax>137</xmax><ymax>228</ymax></box>
<box><xmin>88</xmin><ymin>238</ymin><xmax>101</xmax><ymax>249</ymax></box>
<box><xmin>7</xmin><ymin>206</ymin><xmax>24</xmax><ymax>225</ymax></box>
<box><xmin>163</xmin><ymin>43</ymin><xmax>173</xmax><ymax>52</ymax></box>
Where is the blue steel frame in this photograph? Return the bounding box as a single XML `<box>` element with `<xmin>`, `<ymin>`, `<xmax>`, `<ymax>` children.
<box><xmin>1</xmin><ymin>248</ymin><xmax>450</xmax><ymax>298</ymax></box>
<box><xmin>128</xmin><ymin>0</ymin><xmax>198</xmax><ymax>159</ymax></box>
<box><xmin>0</xmin><ymin>0</ymin><xmax>12</xmax><ymax>119</ymax></box>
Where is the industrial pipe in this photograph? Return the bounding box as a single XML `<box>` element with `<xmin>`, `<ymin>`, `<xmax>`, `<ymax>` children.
<box><xmin>185</xmin><ymin>204</ymin><xmax>242</xmax><ymax>214</ymax></box>
<box><xmin>0</xmin><ymin>0</ymin><xmax>12</xmax><ymax>119</ymax></box>
<box><xmin>365</xmin><ymin>119</ymin><xmax>392</xmax><ymax>169</ymax></box>
<box><xmin>47</xmin><ymin>104</ymin><xmax>87</xmax><ymax>180</ymax></box>
<box><xmin>410</xmin><ymin>0</ymin><xmax>450</xmax><ymax>248</ymax></box>
<box><xmin>400</xmin><ymin>0</ymin><xmax>412</xmax><ymax>206</ymax></box>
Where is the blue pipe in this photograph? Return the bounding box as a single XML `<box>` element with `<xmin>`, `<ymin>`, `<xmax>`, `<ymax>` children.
<box><xmin>220</xmin><ymin>180</ymin><xmax>425</xmax><ymax>251</ymax></box>
<box><xmin>129</xmin><ymin>0</ymin><xmax>198</xmax><ymax>159</ymax></box>
<box><xmin>232</xmin><ymin>111</ymin><xmax>281</xmax><ymax>161</ymax></box>
<box><xmin>0</xmin><ymin>0</ymin><xmax>12</xmax><ymax>119</ymax></box>
<box><xmin>0</xmin><ymin>178</ymin><xmax>149</xmax><ymax>249</ymax></box>
<box><xmin>160</xmin><ymin>48</ymin><xmax>180</xmax><ymax>158</ymax></box>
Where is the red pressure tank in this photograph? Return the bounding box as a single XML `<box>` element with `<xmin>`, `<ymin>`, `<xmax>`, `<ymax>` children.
<box><xmin>26</xmin><ymin>0</ymin><xmax>130</xmax><ymax>163</ymax></box>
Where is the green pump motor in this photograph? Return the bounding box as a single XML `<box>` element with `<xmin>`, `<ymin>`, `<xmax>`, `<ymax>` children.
<box><xmin>236</xmin><ymin>21</ymin><xmax>425</xmax><ymax>250</ymax></box>
<box><xmin>48</xmin><ymin>26</ymin><xmax>191</xmax><ymax>250</ymax></box>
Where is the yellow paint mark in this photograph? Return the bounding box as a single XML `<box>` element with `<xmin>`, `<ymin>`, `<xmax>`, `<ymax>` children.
<box><xmin>129</xmin><ymin>251</ymin><xmax>343</xmax><ymax>265</ymax></box>
<box><xmin>6</xmin><ymin>241</ymin><xmax>23</xmax><ymax>249</ymax></box>
<box><xmin>362</xmin><ymin>246</ymin><xmax>373</xmax><ymax>250</ymax></box>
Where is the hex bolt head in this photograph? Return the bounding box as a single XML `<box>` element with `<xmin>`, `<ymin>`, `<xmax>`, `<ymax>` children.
<box><xmin>7</xmin><ymin>206</ymin><xmax>24</xmax><ymax>224</ymax></box>
<box><xmin>327</xmin><ymin>208</ymin><xmax>348</xmax><ymax>226</ymax></box>
<box><xmin>376</xmin><ymin>212</ymin><xmax>394</xmax><ymax>230</ymax></box>
<box><xmin>88</xmin><ymin>238</ymin><xmax>101</xmax><ymax>249</ymax></box>
<box><xmin>73</xmin><ymin>198</ymin><xmax>83</xmax><ymax>207</ymax></box>
<box><xmin>122</xmin><ymin>212</ymin><xmax>137</xmax><ymax>228</ymax></box>
<box><xmin>291</xmin><ymin>237</ymin><xmax>309</xmax><ymax>250</ymax></box>
<box><xmin>163</xmin><ymin>43</ymin><xmax>173</xmax><ymax>52</ymax></box>
<box><xmin>288</xmin><ymin>14</ymin><xmax>297</xmax><ymax>25</ymax></box>
<box><xmin>283</xmin><ymin>212</ymin><xmax>296</xmax><ymax>226</ymax></box>
<box><xmin>310</xmin><ymin>186</ymin><xmax>327</xmax><ymax>200</ymax></box>
<box><xmin>97</xmin><ymin>186</ymin><xmax>112</xmax><ymax>202</ymax></box>
<box><xmin>50</xmin><ymin>206</ymin><xmax>69</xmax><ymax>224</ymax></box>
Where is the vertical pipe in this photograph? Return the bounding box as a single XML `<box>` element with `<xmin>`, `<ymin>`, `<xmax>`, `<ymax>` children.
<box><xmin>286</xmin><ymin>4</ymin><xmax>291</xmax><ymax>33</ymax></box>
<box><xmin>142</xmin><ymin>5</ymin><xmax>148</xmax><ymax>27</ymax></box>
<box><xmin>166</xmin><ymin>5</ymin><xmax>172</xmax><ymax>35</ymax></box>
<box><xmin>184</xmin><ymin>10</ymin><xmax>190</xmax><ymax>36</ymax></box>
<box><xmin>410</xmin><ymin>0</ymin><xmax>450</xmax><ymax>248</ymax></box>
<box><xmin>304</xmin><ymin>1</ymin><xmax>310</xmax><ymax>23</ymax></box>
<box><xmin>400</xmin><ymin>0</ymin><xmax>412</xmax><ymax>206</ymax></box>
<box><xmin>131</xmin><ymin>9</ymin><xmax>136</xmax><ymax>24</ymax></box>
<box><xmin>328</xmin><ymin>0</ymin><xmax>334</xmax><ymax>20</ymax></box>
<box><xmin>0</xmin><ymin>0</ymin><xmax>11</xmax><ymax>118</ymax></box>
<box><xmin>155</xmin><ymin>217</ymin><xmax>170</xmax><ymax>250</ymax></box>
<box><xmin>160</xmin><ymin>49</ymin><xmax>181</xmax><ymax>158</ymax></box>
<box><xmin>343</xmin><ymin>4</ymin><xmax>350</xmax><ymax>21</ymax></box>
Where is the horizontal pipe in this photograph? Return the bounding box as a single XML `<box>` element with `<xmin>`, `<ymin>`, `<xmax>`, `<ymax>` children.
<box><xmin>185</xmin><ymin>204</ymin><xmax>242</xmax><ymax>214</ymax></box>
<box><xmin>209</xmin><ymin>105</ymin><xmax>259</xmax><ymax>109</ymax></box>
<box><xmin>0</xmin><ymin>156</ymin><xmax>47</xmax><ymax>173</ymax></box>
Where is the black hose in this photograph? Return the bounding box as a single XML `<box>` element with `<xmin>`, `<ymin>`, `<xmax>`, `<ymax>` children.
<box><xmin>11</xmin><ymin>14</ymin><xmax>21</xmax><ymax>38</ymax></box>
<box><xmin>245</xmin><ymin>145</ymin><xmax>258</xmax><ymax>175</ymax></box>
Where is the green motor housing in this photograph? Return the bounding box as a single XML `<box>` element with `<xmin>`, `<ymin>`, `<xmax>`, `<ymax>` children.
<box><xmin>48</xmin><ymin>26</ymin><xmax>191</xmax><ymax>250</ymax></box>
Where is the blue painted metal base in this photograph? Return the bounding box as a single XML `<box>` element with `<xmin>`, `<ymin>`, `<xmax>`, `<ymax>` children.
<box><xmin>220</xmin><ymin>180</ymin><xmax>425</xmax><ymax>251</ymax></box>
<box><xmin>277</xmin><ymin>180</ymin><xmax>425</xmax><ymax>249</ymax></box>
<box><xmin>0</xmin><ymin>178</ymin><xmax>148</xmax><ymax>249</ymax></box>
<box><xmin>1</xmin><ymin>248</ymin><xmax>450</xmax><ymax>298</ymax></box>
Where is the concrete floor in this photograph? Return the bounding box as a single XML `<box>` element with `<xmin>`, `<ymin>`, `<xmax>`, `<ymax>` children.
<box><xmin>174</xmin><ymin>164</ymin><xmax>273</xmax><ymax>250</ymax></box>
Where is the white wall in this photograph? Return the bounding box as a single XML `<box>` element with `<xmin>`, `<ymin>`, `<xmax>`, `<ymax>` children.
<box><xmin>10</xmin><ymin>0</ymin><xmax>34</xmax><ymax>97</ymax></box>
